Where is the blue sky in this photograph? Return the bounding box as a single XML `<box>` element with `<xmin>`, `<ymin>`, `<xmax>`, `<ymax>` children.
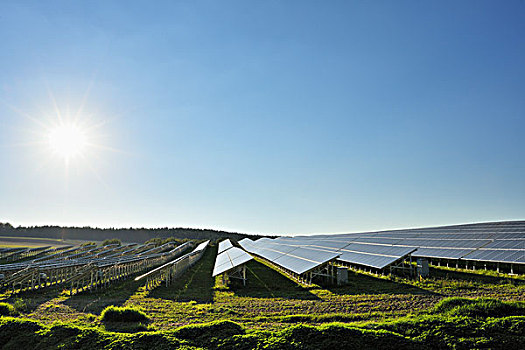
<box><xmin>0</xmin><ymin>1</ymin><xmax>524</xmax><ymax>235</ymax></box>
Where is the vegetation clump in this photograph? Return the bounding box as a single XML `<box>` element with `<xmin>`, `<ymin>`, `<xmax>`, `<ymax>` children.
<box><xmin>432</xmin><ymin>297</ymin><xmax>525</xmax><ymax>318</ymax></box>
<box><xmin>364</xmin><ymin>299</ymin><xmax>525</xmax><ymax>349</ymax></box>
<box><xmin>2</xmin><ymin>309</ymin><xmax>525</xmax><ymax>349</ymax></box>
<box><xmin>0</xmin><ymin>317</ymin><xmax>179</xmax><ymax>349</ymax></box>
<box><xmin>101</xmin><ymin>238</ymin><xmax>121</xmax><ymax>246</ymax></box>
<box><xmin>274</xmin><ymin>323</ymin><xmax>423</xmax><ymax>350</ymax></box>
<box><xmin>100</xmin><ymin>305</ymin><xmax>149</xmax><ymax>323</ymax></box>
<box><xmin>146</xmin><ymin>236</ymin><xmax>190</xmax><ymax>247</ymax></box>
<box><xmin>0</xmin><ymin>302</ymin><xmax>17</xmax><ymax>316</ymax></box>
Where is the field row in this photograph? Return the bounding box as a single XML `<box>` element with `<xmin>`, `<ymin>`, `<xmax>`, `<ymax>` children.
<box><xmin>1</xmin><ymin>245</ymin><xmax>523</xmax><ymax>332</ymax></box>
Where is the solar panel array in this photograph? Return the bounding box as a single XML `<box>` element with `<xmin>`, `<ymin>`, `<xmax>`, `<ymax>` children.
<box><xmin>264</xmin><ymin>221</ymin><xmax>525</xmax><ymax>269</ymax></box>
<box><xmin>213</xmin><ymin>239</ymin><xmax>253</xmax><ymax>277</ymax></box>
<box><xmin>0</xmin><ymin>246</ymin><xmax>62</xmax><ymax>262</ymax></box>
<box><xmin>0</xmin><ymin>241</ymin><xmax>195</xmax><ymax>294</ymax></box>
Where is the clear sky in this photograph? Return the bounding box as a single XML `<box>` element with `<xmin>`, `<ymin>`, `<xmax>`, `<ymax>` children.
<box><xmin>0</xmin><ymin>1</ymin><xmax>524</xmax><ymax>236</ymax></box>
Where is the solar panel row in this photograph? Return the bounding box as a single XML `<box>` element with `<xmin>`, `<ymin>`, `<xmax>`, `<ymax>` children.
<box><xmin>463</xmin><ymin>249</ymin><xmax>525</xmax><ymax>264</ymax></box>
<box><xmin>261</xmin><ymin>238</ymin><xmax>416</xmax><ymax>270</ymax></box>
<box><xmin>1</xmin><ymin>242</ymin><xmax>190</xmax><ymax>274</ymax></box>
<box><xmin>240</xmin><ymin>239</ymin><xmax>340</xmax><ymax>275</ymax></box>
<box><xmin>266</xmin><ymin>221</ymin><xmax>525</xmax><ymax>266</ymax></box>
<box><xmin>136</xmin><ymin>241</ymin><xmax>209</xmax><ymax>282</ymax></box>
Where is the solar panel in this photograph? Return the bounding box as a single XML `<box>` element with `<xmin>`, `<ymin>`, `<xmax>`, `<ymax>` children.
<box><xmin>351</xmin><ymin>237</ymin><xmax>404</xmax><ymax>245</ymax></box>
<box><xmin>254</xmin><ymin>245</ymin><xmax>294</xmax><ymax>261</ymax></box>
<box><xmin>193</xmin><ymin>240</ymin><xmax>210</xmax><ymax>253</ymax></box>
<box><xmin>273</xmin><ymin>249</ymin><xmax>339</xmax><ymax>275</ymax></box>
<box><xmin>482</xmin><ymin>240</ymin><xmax>525</xmax><ymax>250</ymax></box>
<box><xmin>287</xmin><ymin>247</ymin><xmax>339</xmax><ymax>262</ymax></box>
<box><xmin>238</xmin><ymin>238</ymin><xmax>255</xmax><ymax>246</ymax></box>
<box><xmin>240</xmin><ymin>239</ymin><xmax>340</xmax><ymax>275</ymax></box>
<box><xmin>238</xmin><ymin>238</ymin><xmax>256</xmax><ymax>250</ymax></box>
<box><xmin>340</xmin><ymin>243</ymin><xmax>411</xmax><ymax>256</ymax></box>
<box><xmin>337</xmin><ymin>252</ymin><xmax>401</xmax><ymax>269</ymax></box>
<box><xmin>411</xmin><ymin>248</ymin><xmax>473</xmax><ymax>259</ymax></box>
<box><xmin>307</xmin><ymin>240</ymin><xmax>352</xmax><ymax>250</ymax></box>
<box><xmin>463</xmin><ymin>249</ymin><xmax>525</xmax><ymax>263</ymax></box>
<box><xmin>212</xmin><ymin>247</ymin><xmax>253</xmax><ymax>277</ymax></box>
<box><xmin>394</xmin><ymin>239</ymin><xmax>490</xmax><ymax>249</ymax></box>
<box><xmin>218</xmin><ymin>239</ymin><xmax>234</xmax><ymax>254</ymax></box>
<box><xmin>335</xmin><ymin>244</ymin><xmax>416</xmax><ymax>268</ymax></box>
<box><xmin>272</xmin><ymin>254</ymin><xmax>321</xmax><ymax>275</ymax></box>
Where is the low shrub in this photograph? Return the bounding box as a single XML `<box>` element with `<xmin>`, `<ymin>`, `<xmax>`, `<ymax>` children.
<box><xmin>274</xmin><ymin>323</ymin><xmax>424</xmax><ymax>350</ymax></box>
<box><xmin>100</xmin><ymin>305</ymin><xmax>149</xmax><ymax>323</ymax></box>
<box><xmin>12</xmin><ymin>298</ymin><xmax>27</xmax><ymax>313</ymax></box>
<box><xmin>0</xmin><ymin>302</ymin><xmax>17</xmax><ymax>316</ymax></box>
<box><xmin>372</xmin><ymin>314</ymin><xmax>484</xmax><ymax>348</ymax></box>
<box><xmin>1</xmin><ymin>314</ymin><xmax>525</xmax><ymax>350</ymax></box>
<box><xmin>483</xmin><ymin>316</ymin><xmax>525</xmax><ymax>335</ymax></box>
<box><xmin>433</xmin><ymin>297</ymin><xmax>475</xmax><ymax>313</ymax></box>
<box><xmin>0</xmin><ymin>317</ymin><xmax>179</xmax><ymax>349</ymax></box>
<box><xmin>102</xmin><ymin>238</ymin><xmax>121</xmax><ymax>246</ymax></box>
<box><xmin>0</xmin><ymin>317</ymin><xmax>43</xmax><ymax>347</ymax></box>
<box><xmin>433</xmin><ymin>297</ymin><xmax>525</xmax><ymax>318</ymax></box>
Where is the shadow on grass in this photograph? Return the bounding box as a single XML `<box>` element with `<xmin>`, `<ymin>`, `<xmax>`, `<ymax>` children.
<box><xmin>0</xmin><ymin>285</ymin><xmax>63</xmax><ymax>313</ymax></box>
<box><xmin>149</xmin><ymin>246</ymin><xmax>215</xmax><ymax>303</ymax></box>
<box><xmin>63</xmin><ymin>276</ymin><xmax>144</xmax><ymax>315</ymax></box>
<box><xmin>326</xmin><ymin>270</ymin><xmax>437</xmax><ymax>296</ymax></box>
<box><xmin>429</xmin><ymin>266</ymin><xmax>525</xmax><ymax>286</ymax></box>
<box><xmin>102</xmin><ymin>321</ymin><xmax>150</xmax><ymax>333</ymax></box>
<box><xmin>229</xmin><ymin>259</ymin><xmax>320</xmax><ymax>300</ymax></box>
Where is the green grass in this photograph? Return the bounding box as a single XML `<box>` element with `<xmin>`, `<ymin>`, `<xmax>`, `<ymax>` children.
<box><xmin>2</xmin><ymin>307</ymin><xmax>525</xmax><ymax>349</ymax></box>
<box><xmin>100</xmin><ymin>305</ymin><xmax>149</xmax><ymax>323</ymax></box>
<box><xmin>431</xmin><ymin>297</ymin><xmax>525</xmax><ymax>318</ymax></box>
<box><xmin>1</xmin><ymin>243</ymin><xmax>524</xmax><ymax>348</ymax></box>
<box><xmin>0</xmin><ymin>236</ymin><xmax>72</xmax><ymax>248</ymax></box>
<box><xmin>364</xmin><ymin>298</ymin><xmax>525</xmax><ymax>349</ymax></box>
<box><xmin>2</xmin><ymin>244</ymin><xmax>524</xmax><ymax>332</ymax></box>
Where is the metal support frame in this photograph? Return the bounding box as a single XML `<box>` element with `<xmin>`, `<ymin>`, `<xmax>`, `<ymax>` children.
<box><xmin>225</xmin><ymin>264</ymin><xmax>247</xmax><ymax>286</ymax></box>
<box><xmin>388</xmin><ymin>255</ymin><xmax>415</xmax><ymax>276</ymax></box>
<box><xmin>252</xmin><ymin>255</ymin><xmax>337</xmax><ymax>286</ymax></box>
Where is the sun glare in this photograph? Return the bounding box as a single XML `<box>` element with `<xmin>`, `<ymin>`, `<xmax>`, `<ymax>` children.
<box><xmin>48</xmin><ymin>123</ymin><xmax>88</xmax><ymax>159</ymax></box>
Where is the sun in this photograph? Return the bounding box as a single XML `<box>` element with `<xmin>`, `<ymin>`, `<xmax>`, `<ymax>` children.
<box><xmin>48</xmin><ymin>122</ymin><xmax>88</xmax><ymax>160</ymax></box>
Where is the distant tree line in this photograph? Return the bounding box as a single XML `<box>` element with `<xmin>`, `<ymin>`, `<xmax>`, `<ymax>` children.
<box><xmin>0</xmin><ymin>222</ymin><xmax>267</xmax><ymax>243</ymax></box>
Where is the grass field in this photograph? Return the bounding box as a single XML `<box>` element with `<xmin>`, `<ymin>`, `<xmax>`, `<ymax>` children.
<box><xmin>0</xmin><ymin>236</ymin><xmax>90</xmax><ymax>248</ymax></box>
<box><xmin>1</xmin><ymin>243</ymin><xmax>524</xmax><ymax>348</ymax></box>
